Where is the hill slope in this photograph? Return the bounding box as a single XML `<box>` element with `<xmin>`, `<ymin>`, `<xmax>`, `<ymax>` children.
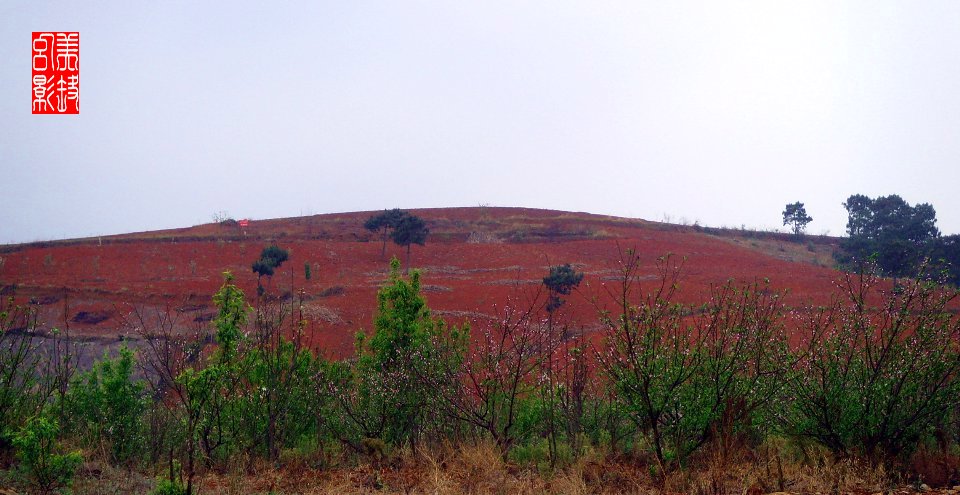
<box><xmin>0</xmin><ymin>207</ymin><xmax>841</xmax><ymax>354</ymax></box>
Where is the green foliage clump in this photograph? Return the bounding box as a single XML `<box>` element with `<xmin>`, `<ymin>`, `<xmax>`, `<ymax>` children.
<box><xmin>838</xmin><ymin>194</ymin><xmax>940</xmax><ymax>277</ymax></box>
<box><xmin>509</xmin><ymin>436</ymin><xmax>574</xmax><ymax>472</ymax></box>
<box><xmin>930</xmin><ymin>234</ymin><xmax>960</xmax><ymax>285</ymax></box>
<box><xmin>213</xmin><ymin>271</ymin><xmax>248</xmax><ymax>362</ymax></box>
<box><xmin>781</xmin><ymin>266</ymin><xmax>960</xmax><ymax>461</ymax></box>
<box><xmin>325</xmin><ymin>257</ymin><xmax>466</xmax><ymax>449</ymax></box>
<box><xmin>599</xmin><ymin>251</ymin><xmax>790</xmax><ymax>473</ymax></box>
<box><xmin>240</xmin><ymin>329</ymin><xmax>317</xmax><ymax>461</ymax></box>
<box><xmin>64</xmin><ymin>346</ymin><xmax>146</xmax><ymax>464</ymax></box>
<box><xmin>543</xmin><ymin>263</ymin><xmax>583</xmax><ymax>312</ymax></box>
<box><xmin>0</xmin><ymin>297</ymin><xmax>46</xmax><ymax>438</ymax></box>
<box><xmin>150</xmin><ymin>477</ymin><xmax>188</xmax><ymax>495</ymax></box>
<box><xmin>155</xmin><ymin>272</ymin><xmax>252</xmax><ymax>494</ymax></box>
<box><xmin>12</xmin><ymin>416</ymin><xmax>82</xmax><ymax>494</ymax></box>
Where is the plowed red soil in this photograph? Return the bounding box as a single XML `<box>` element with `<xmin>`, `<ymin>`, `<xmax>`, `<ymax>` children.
<box><xmin>0</xmin><ymin>207</ymin><xmax>842</xmax><ymax>356</ymax></box>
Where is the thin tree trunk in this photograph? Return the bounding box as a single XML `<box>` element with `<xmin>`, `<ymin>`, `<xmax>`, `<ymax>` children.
<box><xmin>381</xmin><ymin>227</ymin><xmax>388</xmax><ymax>258</ymax></box>
<box><xmin>187</xmin><ymin>418</ymin><xmax>196</xmax><ymax>495</ymax></box>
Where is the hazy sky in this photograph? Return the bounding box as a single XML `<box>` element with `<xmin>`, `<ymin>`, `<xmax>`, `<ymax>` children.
<box><xmin>2</xmin><ymin>1</ymin><xmax>959</xmax><ymax>244</ymax></box>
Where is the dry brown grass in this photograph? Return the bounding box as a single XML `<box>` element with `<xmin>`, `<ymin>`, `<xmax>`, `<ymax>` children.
<box><xmin>33</xmin><ymin>437</ymin><xmax>960</xmax><ymax>495</ymax></box>
<box><xmin>664</xmin><ymin>436</ymin><xmax>897</xmax><ymax>495</ymax></box>
<box><xmin>718</xmin><ymin>234</ymin><xmax>837</xmax><ymax>268</ymax></box>
<box><xmin>69</xmin><ymin>459</ymin><xmax>153</xmax><ymax>494</ymax></box>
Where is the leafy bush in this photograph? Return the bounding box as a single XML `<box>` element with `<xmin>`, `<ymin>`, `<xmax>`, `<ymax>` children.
<box><xmin>783</xmin><ymin>266</ymin><xmax>960</xmax><ymax>462</ymax></box>
<box><xmin>12</xmin><ymin>416</ymin><xmax>82</xmax><ymax>494</ymax></box>
<box><xmin>509</xmin><ymin>437</ymin><xmax>574</xmax><ymax>471</ymax></box>
<box><xmin>419</xmin><ymin>284</ymin><xmax>549</xmax><ymax>457</ymax></box>
<box><xmin>599</xmin><ymin>251</ymin><xmax>790</xmax><ymax>472</ymax></box>
<box><xmin>0</xmin><ymin>297</ymin><xmax>46</xmax><ymax>436</ymax></box>
<box><xmin>150</xmin><ymin>477</ymin><xmax>187</xmax><ymax>495</ymax></box>
<box><xmin>323</xmin><ymin>258</ymin><xmax>466</xmax><ymax>449</ymax></box>
<box><xmin>64</xmin><ymin>346</ymin><xmax>146</xmax><ymax>464</ymax></box>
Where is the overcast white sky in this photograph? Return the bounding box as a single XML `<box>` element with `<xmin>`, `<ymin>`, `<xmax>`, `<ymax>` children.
<box><xmin>2</xmin><ymin>1</ymin><xmax>959</xmax><ymax>244</ymax></box>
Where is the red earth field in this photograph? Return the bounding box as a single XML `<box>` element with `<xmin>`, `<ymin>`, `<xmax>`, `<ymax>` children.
<box><xmin>0</xmin><ymin>207</ymin><xmax>843</xmax><ymax>356</ymax></box>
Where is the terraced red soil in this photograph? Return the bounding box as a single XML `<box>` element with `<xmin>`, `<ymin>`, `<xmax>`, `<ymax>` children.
<box><xmin>0</xmin><ymin>207</ymin><xmax>842</xmax><ymax>356</ymax></box>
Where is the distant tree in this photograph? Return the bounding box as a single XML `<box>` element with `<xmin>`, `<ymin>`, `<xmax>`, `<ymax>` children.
<box><xmin>872</xmin><ymin>195</ymin><xmax>938</xmax><ymax>243</ymax></box>
<box><xmin>543</xmin><ymin>264</ymin><xmax>584</xmax><ymax>313</ymax></box>
<box><xmin>843</xmin><ymin>195</ymin><xmax>939</xmax><ymax>243</ymax></box>
<box><xmin>838</xmin><ymin>194</ymin><xmax>941</xmax><ymax>277</ymax></box>
<box><xmin>842</xmin><ymin>194</ymin><xmax>874</xmax><ymax>237</ymax></box>
<box><xmin>261</xmin><ymin>245</ymin><xmax>290</xmax><ymax>266</ymax></box>
<box><xmin>212</xmin><ymin>211</ymin><xmax>237</xmax><ymax>227</ymax></box>
<box><xmin>926</xmin><ymin>234</ymin><xmax>960</xmax><ymax>286</ymax></box>
<box><xmin>391</xmin><ymin>214</ymin><xmax>429</xmax><ymax>270</ymax></box>
<box><xmin>365</xmin><ymin>209</ymin><xmax>408</xmax><ymax>258</ymax></box>
<box><xmin>252</xmin><ymin>245</ymin><xmax>289</xmax><ymax>294</ymax></box>
<box><xmin>782</xmin><ymin>202</ymin><xmax>813</xmax><ymax>236</ymax></box>
<box><xmin>251</xmin><ymin>260</ymin><xmax>274</xmax><ymax>278</ymax></box>
<box><xmin>540</xmin><ymin>263</ymin><xmax>583</xmax><ymax>466</ymax></box>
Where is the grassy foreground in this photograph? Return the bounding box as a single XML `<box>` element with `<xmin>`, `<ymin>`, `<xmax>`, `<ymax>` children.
<box><xmin>19</xmin><ymin>439</ymin><xmax>959</xmax><ymax>494</ymax></box>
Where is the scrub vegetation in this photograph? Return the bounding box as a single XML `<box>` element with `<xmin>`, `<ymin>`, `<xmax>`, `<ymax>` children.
<box><xmin>3</xmin><ymin>203</ymin><xmax>960</xmax><ymax>493</ymax></box>
<box><xmin>2</xmin><ymin>247</ymin><xmax>960</xmax><ymax>494</ymax></box>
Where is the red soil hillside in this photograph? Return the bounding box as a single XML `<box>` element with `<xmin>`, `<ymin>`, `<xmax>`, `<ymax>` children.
<box><xmin>0</xmin><ymin>207</ymin><xmax>842</xmax><ymax>355</ymax></box>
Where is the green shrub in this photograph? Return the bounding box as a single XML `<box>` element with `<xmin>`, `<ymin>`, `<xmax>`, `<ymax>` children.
<box><xmin>325</xmin><ymin>258</ymin><xmax>467</xmax><ymax>448</ymax></box>
<box><xmin>64</xmin><ymin>346</ymin><xmax>146</xmax><ymax>464</ymax></box>
<box><xmin>150</xmin><ymin>477</ymin><xmax>187</xmax><ymax>495</ymax></box>
<box><xmin>12</xmin><ymin>416</ymin><xmax>82</xmax><ymax>494</ymax></box>
<box><xmin>509</xmin><ymin>438</ymin><xmax>550</xmax><ymax>466</ymax></box>
<box><xmin>0</xmin><ymin>297</ymin><xmax>46</xmax><ymax>437</ymax></box>
<box><xmin>509</xmin><ymin>437</ymin><xmax>574</xmax><ymax>472</ymax></box>
<box><xmin>783</xmin><ymin>267</ymin><xmax>960</xmax><ymax>461</ymax></box>
<box><xmin>598</xmin><ymin>252</ymin><xmax>790</xmax><ymax>472</ymax></box>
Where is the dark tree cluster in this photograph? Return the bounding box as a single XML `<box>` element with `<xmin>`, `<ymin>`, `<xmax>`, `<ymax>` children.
<box><xmin>930</xmin><ymin>234</ymin><xmax>960</xmax><ymax>285</ymax></box>
<box><xmin>364</xmin><ymin>208</ymin><xmax>408</xmax><ymax>258</ymax></box>
<box><xmin>364</xmin><ymin>209</ymin><xmax>429</xmax><ymax>269</ymax></box>
<box><xmin>837</xmin><ymin>194</ymin><xmax>960</xmax><ymax>282</ymax></box>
